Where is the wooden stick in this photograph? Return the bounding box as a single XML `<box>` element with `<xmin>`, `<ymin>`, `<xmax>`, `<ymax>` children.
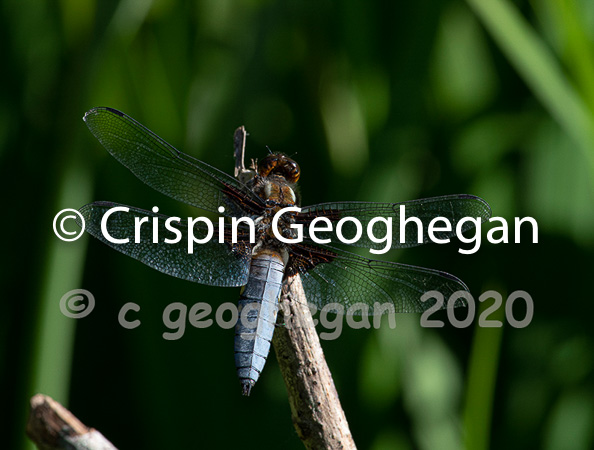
<box><xmin>273</xmin><ymin>275</ymin><xmax>356</xmax><ymax>449</ymax></box>
<box><xmin>233</xmin><ymin>126</ymin><xmax>256</xmax><ymax>183</ymax></box>
<box><xmin>27</xmin><ymin>394</ymin><xmax>117</xmax><ymax>450</ymax></box>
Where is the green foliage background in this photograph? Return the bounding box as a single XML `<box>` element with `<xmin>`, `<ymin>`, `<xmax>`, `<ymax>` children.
<box><xmin>2</xmin><ymin>0</ymin><xmax>594</xmax><ymax>448</ymax></box>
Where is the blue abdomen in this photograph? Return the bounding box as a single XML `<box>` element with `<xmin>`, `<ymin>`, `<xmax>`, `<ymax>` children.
<box><xmin>234</xmin><ymin>251</ymin><xmax>284</xmax><ymax>395</ymax></box>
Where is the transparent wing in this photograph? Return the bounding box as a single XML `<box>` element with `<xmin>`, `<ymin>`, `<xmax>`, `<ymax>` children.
<box><xmin>79</xmin><ymin>201</ymin><xmax>252</xmax><ymax>287</ymax></box>
<box><xmin>83</xmin><ymin>107</ymin><xmax>264</xmax><ymax>217</ymax></box>
<box><xmin>290</xmin><ymin>243</ymin><xmax>468</xmax><ymax>314</ymax></box>
<box><xmin>299</xmin><ymin>194</ymin><xmax>491</xmax><ymax>250</ymax></box>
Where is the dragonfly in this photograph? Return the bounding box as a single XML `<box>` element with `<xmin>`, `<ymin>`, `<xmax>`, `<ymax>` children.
<box><xmin>79</xmin><ymin>107</ymin><xmax>491</xmax><ymax>395</ymax></box>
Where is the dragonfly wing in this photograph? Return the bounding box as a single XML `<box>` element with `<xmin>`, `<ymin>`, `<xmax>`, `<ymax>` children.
<box><xmin>299</xmin><ymin>194</ymin><xmax>491</xmax><ymax>250</ymax></box>
<box><xmin>79</xmin><ymin>201</ymin><xmax>251</xmax><ymax>287</ymax></box>
<box><xmin>83</xmin><ymin>107</ymin><xmax>264</xmax><ymax>217</ymax></box>
<box><xmin>289</xmin><ymin>243</ymin><xmax>468</xmax><ymax>314</ymax></box>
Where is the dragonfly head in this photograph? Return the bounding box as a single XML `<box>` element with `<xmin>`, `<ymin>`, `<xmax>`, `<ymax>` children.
<box><xmin>258</xmin><ymin>154</ymin><xmax>300</xmax><ymax>184</ymax></box>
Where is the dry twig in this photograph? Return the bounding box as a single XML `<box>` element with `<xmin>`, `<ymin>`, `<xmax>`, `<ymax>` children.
<box><xmin>27</xmin><ymin>394</ymin><xmax>117</xmax><ymax>450</ymax></box>
<box><xmin>273</xmin><ymin>275</ymin><xmax>356</xmax><ymax>449</ymax></box>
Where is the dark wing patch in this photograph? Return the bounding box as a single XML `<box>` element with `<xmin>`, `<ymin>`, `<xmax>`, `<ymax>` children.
<box><xmin>287</xmin><ymin>243</ymin><xmax>337</xmax><ymax>277</ymax></box>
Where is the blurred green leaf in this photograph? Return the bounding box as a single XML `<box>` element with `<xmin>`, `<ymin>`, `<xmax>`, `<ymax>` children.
<box><xmin>430</xmin><ymin>3</ymin><xmax>497</xmax><ymax>119</ymax></box>
<box><xmin>467</xmin><ymin>0</ymin><xmax>594</xmax><ymax>184</ymax></box>
<box><xmin>544</xmin><ymin>390</ymin><xmax>594</xmax><ymax>450</ymax></box>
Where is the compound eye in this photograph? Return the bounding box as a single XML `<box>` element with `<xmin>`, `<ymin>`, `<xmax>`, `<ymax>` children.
<box><xmin>258</xmin><ymin>155</ymin><xmax>280</xmax><ymax>177</ymax></box>
<box><xmin>284</xmin><ymin>160</ymin><xmax>300</xmax><ymax>183</ymax></box>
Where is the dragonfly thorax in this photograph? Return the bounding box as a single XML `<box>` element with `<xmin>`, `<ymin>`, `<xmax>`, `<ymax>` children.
<box><xmin>249</xmin><ymin>160</ymin><xmax>300</xmax><ymax>267</ymax></box>
<box><xmin>251</xmin><ymin>197</ymin><xmax>298</xmax><ymax>266</ymax></box>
